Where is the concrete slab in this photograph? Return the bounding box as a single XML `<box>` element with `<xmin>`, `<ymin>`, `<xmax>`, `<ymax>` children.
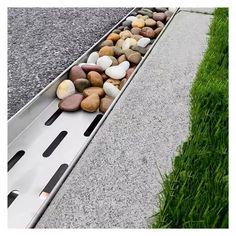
<box><xmin>181</xmin><ymin>8</ymin><xmax>214</xmax><ymax>14</ymax></box>
<box><xmin>36</xmin><ymin>11</ymin><xmax>212</xmax><ymax>228</ymax></box>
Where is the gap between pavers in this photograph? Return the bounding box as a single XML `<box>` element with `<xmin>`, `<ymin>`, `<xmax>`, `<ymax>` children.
<box><xmin>36</xmin><ymin>10</ymin><xmax>213</xmax><ymax>228</ymax></box>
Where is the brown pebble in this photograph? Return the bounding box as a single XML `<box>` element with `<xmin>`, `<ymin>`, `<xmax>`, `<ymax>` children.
<box><xmin>99</xmin><ymin>40</ymin><xmax>114</xmax><ymax>49</ymax></box>
<box><xmin>131</xmin><ymin>27</ymin><xmax>141</xmax><ymax>35</ymax></box>
<box><xmin>83</xmin><ymin>87</ymin><xmax>105</xmax><ymax>98</ymax></box>
<box><xmin>106</xmin><ymin>78</ymin><xmax>120</xmax><ymax>88</ymax></box>
<box><xmin>81</xmin><ymin>64</ymin><xmax>103</xmax><ymax>73</ymax></box>
<box><xmin>119</xmin><ymin>78</ymin><xmax>128</xmax><ymax>90</ymax></box>
<box><xmin>81</xmin><ymin>93</ymin><xmax>100</xmax><ymax>113</ymax></box>
<box><xmin>118</xmin><ymin>54</ymin><xmax>127</xmax><ymax>64</ymax></box>
<box><xmin>154</xmin><ymin>27</ymin><xmax>163</xmax><ymax>37</ymax></box>
<box><xmin>69</xmin><ymin>66</ymin><xmax>86</xmax><ymax>82</ymax></box>
<box><xmin>107</xmin><ymin>33</ymin><xmax>120</xmax><ymax>42</ymax></box>
<box><xmin>99</xmin><ymin>96</ymin><xmax>114</xmax><ymax>113</ymax></box>
<box><xmin>87</xmin><ymin>71</ymin><xmax>103</xmax><ymax>87</ymax></box>
<box><xmin>98</xmin><ymin>46</ymin><xmax>114</xmax><ymax>57</ymax></box>
<box><xmin>59</xmin><ymin>94</ymin><xmax>83</xmax><ymax>112</ymax></box>
<box><xmin>140</xmin><ymin>27</ymin><xmax>156</xmax><ymax>39</ymax></box>
<box><xmin>109</xmin><ymin>56</ymin><xmax>119</xmax><ymax>66</ymax></box>
<box><xmin>153</xmin><ymin>12</ymin><xmax>166</xmax><ymax>21</ymax></box>
<box><xmin>126</xmin><ymin>67</ymin><xmax>135</xmax><ymax>79</ymax></box>
<box><xmin>125</xmin><ymin>49</ymin><xmax>142</xmax><ymax>65</ymax></box>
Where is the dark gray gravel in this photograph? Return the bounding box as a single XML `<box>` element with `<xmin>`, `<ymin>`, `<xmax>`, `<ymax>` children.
<box><xmin>8</xmin><ymin>8</ymin><xmax>131</xmax><ymax>119</ymax></box>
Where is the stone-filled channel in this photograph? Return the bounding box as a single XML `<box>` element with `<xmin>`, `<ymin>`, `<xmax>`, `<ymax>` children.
<box><xmin>8</xmin><ymin>7</ymin><xmax>177</xmax><ymax>228</ymax></box>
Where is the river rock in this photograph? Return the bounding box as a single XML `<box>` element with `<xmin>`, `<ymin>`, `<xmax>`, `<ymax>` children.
<box><xmin>83</xmin><ymin>87</ymin><xmax>105</xmax><ymax>98</ymax></box>
<box><xmin>154</xmin><ymin>27</ymin><xmax>162</xmax><ymax>37</ymax></box>
<box><xmin>145</xmin><ymin>18</ymin><xmax>156</xmax><ymax>27</ymax></box>
<box><xmin>99</xmin><ymin>96</ymin><xmax>114</xmax><ymax>113</ymax></box>
<box><xmin>101</xmin><ymin>73</ymin><xmax>109</xmax><ymax>81</ymax></box>
<box><xmin>123</xmin><ymin>26</ymin><xmax>130</xmax><ymax>31</ymax></box>
<box><xmin>117</xmin><ymin>54</ymin><xmax>127</xmax><ymax>64</ymax></box>
<box><xmin>74</xmin><ymin>78</ymin><xmax>90</xmax><ymax>93</ymax></box>
<box><xmin>132</xmin><ymin>34</ymin><xmax>143</xmax><ymax>41</ymax></box>
<box><xmin>119</xmin><ymin>61</ymin><xmax>130</xmax><ymax>71</ymax></box>
<box><xmin>99</xmin><ymin>39</ymin><xmax>114</xmax><ymax>49</ymax></box>
<box><xmin>156</xmin><ymin>21</ymin><xmax>165</xmax><ymax>28</ymax></box>
<box><xmin>109</xmin><ymin>56</ymin><xmax>119</xmax><ymax>66</ymax></box>
<box><xmin>126</xmin><ymin>67</ymin><xmax>135</xmax><ymax>79</ymax></box>
<box><xmin>112</xmin><ymin>29</ymin><xmax>121</xmax><ymax>34</ymax></box>
<box><xmin>122</xmin><ymin>20</ymin><xmax>132</xmax><ymax>27</ymax></box>
<box><xmin>126</xmin><ymin>16</ymin><xmax>137</xmax><ymax>22</ymax></box>
<box><xmin>59</xmin><ymin>93</ymin><xmax>83</xmax><ymax>112</ymax></box>
<box><xmin>81</xmin><ymin>93</ymin><xmax>100</xmax><ymax>113</ymax></box>
<box><xmin>87</xmin><ymin>51</ymin><xmax>99</xmax><ymax>64</ymax></box>
<box><xmin>105</xmin><ymin>65</ymin><xmax>126</xmax><ymax>80</ymax></box>
<box><xmin>87</xmin><ymin>71</ymin><xmax>103</xmax><ymax>87</ymax></box>
<box><xmin>103</xmin><ymin>82</ymin><xmax>120</xmax><ymax>98</ymax></box>
<box><xmin>106</xmin><ymin>78</ymin><xmax>120</xmax><ymax>88</ymax></box>
<box><xmin>117</xmin><ymin>26</ymin><xmax>125</xmax><ymax>31</ymax></box>
<box><xmin>154</xmin><ymin>7</ymin><xmax>168</xmax><ymax>12</ymax></box>
<box><xmin>137</xmin><ymin>37</ymin><xmax>151</xmax><ymax>47</ymax></box>
<box><xmin>132</xmin><ymin>19</ymin><xmax>145</xmax><ymax>28</ymax></box>
<box><xmin>107</xmin><ymin>33</ymin><xmax>120</xmax><ymax>42</ymax></box>
<box><xmin>69</xmin><ymin>66</ymin><xmax>86</xmax><ymax>82</ymax></box>
<box><xmin>131</xmin><ymin>27</ymin><xmax>141</xmax><ymax>35</ymax></box>
<box><xmin>113</xmin><ymin>46</ymin><xmax>124</xmax><ymax>57</ymax></box>
<box><xmin>81</xmin><ymin>64</ymin><xmax>103</xmax><ymax>73</ymax></box>
<box><xmin>125</xmin><ymin>49</ymin><xmax>142</xmax><ymax>64</ymax></box>
<box><xmin>153</xmin><ymin>12</ymin><xmax>166</xmax><ymax>21</ymax></box>
<box><xmin>119</xmin><ymin>30</ymin><xmax>133</xmax><ymax>39</ymax></box>
<box><xmin>165</xmin><ymin>10</ymin><xmax>173</xmax><ymax>18</ymax></box>
<box><xmin>137</xmin><ymin>10</ymin><xmax>153</xmax><ymax>18</ymax></box>
<box><xmin>122</xmin><ymin>38</ymin><xmax>131</xmax><ymax>50</ymax></box>
<box><xmin>56</xmin><ymin>80</ymin><xmax>75</xmax><ymax>99</ymax></box>
<box><xmin>136</xmin><ymin>14</ymin><xmax>149</xmax><ymax>20</ymax></box>
<box><xmin>140</xmin><ymin>27</ymin><xmax>156</xmax><ymax>38</ymax></box>
<box><xmin>131</xmin><ymin>45</ymin><xmax>148</xmax><ymax>56</ymax></box>
<box><xmin>119</xmin><ymin>78</ymin><xmax>128</xmax><ymax>90</ymax></box>
<box><xmin>96</xmin><ymin>56</ymin><xmax>113</xmax><ymax>71</ymax></box>
<box><xmin>115</xmin><ymin>38</ymin><xmax>125</xmax><ymax>48</ymax></box>
<box><xmin>98</xmin><ymin>46</ymin><xmax>114</xmax><ymax>57</ymax></box>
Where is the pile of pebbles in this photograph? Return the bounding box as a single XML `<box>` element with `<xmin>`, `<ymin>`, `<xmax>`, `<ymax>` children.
<box><xmin>56</xmin><ymin>8</ymin><xmax>173</xmax><ymax>113</ymax></box>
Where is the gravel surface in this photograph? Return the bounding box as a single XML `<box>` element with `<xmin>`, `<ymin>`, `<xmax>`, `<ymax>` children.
<box><xmin>8</xmin><ymin>8</ymin><xmax>131</xmax><ymax>119</ymax></box>
<box><xmin>36</xmin><ymin>11</ymin><xmax>212</xmax><ymax>228</ymax></box>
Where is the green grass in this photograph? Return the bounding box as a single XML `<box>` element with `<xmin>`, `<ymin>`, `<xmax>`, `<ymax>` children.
<box><xmin>151</xmin><ymin>8</ymin><xmax>228</xmax><ymax>228</ymax></box>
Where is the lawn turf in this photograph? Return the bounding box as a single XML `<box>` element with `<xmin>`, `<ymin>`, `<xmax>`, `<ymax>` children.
<box><xmin>151</xmin><ymin>8</ymin><xmax>228</xmax><ymax>228</ymax></box>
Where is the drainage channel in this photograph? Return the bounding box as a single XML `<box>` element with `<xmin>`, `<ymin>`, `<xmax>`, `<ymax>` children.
<box><xmin>8</xmin><ymin>7</ymin><xmax>179</xmax><ymax>228</ymax></box>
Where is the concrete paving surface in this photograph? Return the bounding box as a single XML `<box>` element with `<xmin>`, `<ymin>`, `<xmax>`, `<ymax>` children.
<box><xmin>8</xmin><ymin>8</ymin><xmax>131</xmax><ymax>119</ymax></box>
<box><xmin>36</xmin><ymin>10</ymin><xmax>213</xmax><ymax>228</ymax></box>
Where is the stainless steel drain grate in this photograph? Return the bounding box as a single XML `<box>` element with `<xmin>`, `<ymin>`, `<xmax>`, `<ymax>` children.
<box><xmin>8</xmin><ymin>7</ymin><xmax>179</xmax><ymax>228</ymax></box>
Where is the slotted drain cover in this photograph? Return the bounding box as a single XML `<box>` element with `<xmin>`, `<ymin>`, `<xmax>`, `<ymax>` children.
<box><xmin>8</xmin><ymin>7</ymin><xmax>178</xmax><ymax>228</ymax></box>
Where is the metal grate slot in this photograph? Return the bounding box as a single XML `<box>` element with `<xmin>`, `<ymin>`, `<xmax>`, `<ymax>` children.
<box><xmin>45</xmin><ymin>109</ymin><xmax>63</xmax><ymax>126</ymax></box>
<box><xmin>84</xmin><ymin>114</ymin><xmax>103</xmax><ymax>137</ymax></box>
<box><xmin>39</xmin><ymin>164</ymin><xmax>68</xmax><ymax>200</ymax></box>
<box><xmin>8</xmin><ymin>150</ymin><xmax>25</xmax><ymax>171</ymax></box>
<box><xmin>42</xmin><ymin>131</ymin><xmax>68</xmax><ymax>157</ymax></box>
<box><xmin>8</xmin><ymin>190</ymin><xmax>19</xmax><ymax>207</ymax></box>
